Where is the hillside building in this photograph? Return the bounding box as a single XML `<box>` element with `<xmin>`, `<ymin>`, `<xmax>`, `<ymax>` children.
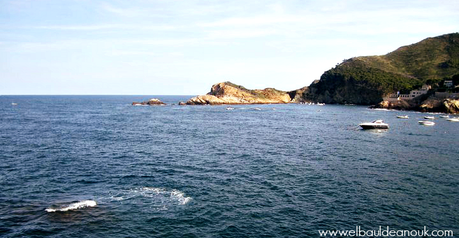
<box><xmin>383</xmin><ymin>85</ymin><xmax>430</xmax><ymax>102</ymax></box>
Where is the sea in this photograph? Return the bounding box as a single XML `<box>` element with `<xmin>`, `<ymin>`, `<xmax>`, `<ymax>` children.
<box><xmin>0</xmin><ymin>95</ymin><xmax>458</xmax><ymax>237</ymax></box>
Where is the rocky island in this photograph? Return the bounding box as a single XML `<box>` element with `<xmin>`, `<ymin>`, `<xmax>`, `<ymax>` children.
<box><xmin>132</xmin><ymin>98</ymin><xmax>166</xmax><ymax>106</ymax></box>
<box><xmin>185</xmin><ymin>82</ymin><xmax>304</xmax><ymax>105</ymax></box>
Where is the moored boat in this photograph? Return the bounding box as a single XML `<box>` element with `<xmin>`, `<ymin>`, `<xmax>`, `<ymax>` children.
<box><xmin>359</xmin><ymin>120</ymin><xmax>389</xmax><ymax>130</ymax></box>
<box><xmin>418</xmin><ymin>120</ymin><xmax>435</xmax><ymax>126</ymax></box>
<box><xmin>424</xmin><ymin>116</ymin><xmax>435</xmax><ymax>120</ymax></box>
<box><xmin>446</xmin><ymin>118</ymin><xmax>459</xmax><ymax>122</ymax></box>
<box><xmin>396</xmin><ymin>115</ymin><xmax>409</xmax><ymax>119</ymax></box>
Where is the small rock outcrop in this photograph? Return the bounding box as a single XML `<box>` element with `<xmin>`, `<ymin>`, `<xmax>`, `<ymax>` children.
<box><xmin>132</xmin><ymin>98</ymin><xmax>166</xmax><ymax>106</ymax></box>
<box><xmin>186</xmin><ymin>82</ymin><xmax>292</xmax><ymax>105</ymax></box>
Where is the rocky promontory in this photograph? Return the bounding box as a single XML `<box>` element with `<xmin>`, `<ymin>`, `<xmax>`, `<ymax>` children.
<box><xmin>186</xmin><ymin>82</ymin><xmax>294</xmax><ymax>105</ymax></box>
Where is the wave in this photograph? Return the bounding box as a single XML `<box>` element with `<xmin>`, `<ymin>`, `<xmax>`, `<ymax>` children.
<box><xmin>45</xmin><ymin>200</ymin><xmax>97</xmax><ymax>213</ymax></box>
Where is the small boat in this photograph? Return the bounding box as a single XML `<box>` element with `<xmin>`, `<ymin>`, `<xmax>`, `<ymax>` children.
<box><xmin>253</xmin><ymin>108</ymin><xmax>262</xmax><ymax>111</ymax></box>
<box><xmin>418</xmin><ymin>121</ymin><xmax>435</xmax><ymax>126</ymax></box>
<box><xmin>11</xmin><ymin>103</ymin><xmax>18</xmax><ymax>106</ymax></box>
<box><xmin>226</xmin><ymin>107</ymin><xmax>235</xmax><ymax>110</ymax></box>
<box><xmin>396</xmin><ymin>115</ymin><xmax>409</xmax><ymax>119</ymax></box>
<box><xmin>359</xmin><ymin>120</ymin><xmax>389</xmax><ymax>130</ymax></box>
<box><xmin>424</xmin><ymin>116</ymin><xmax>435</xmax><ymax>120</ymax></box>
<box><xmin>440</xmin><ymin>115</ymin><xmax>450</xmax><ymax>118</ymax></box>
<box><xmin>446</xmin><ymin>118</ymin><xmax>459</xmax><ymax>122</ymax></box>
<box><xmin>317</xmin><ymin>103</ymin><xmax>325</xmax><ymax>106</ymax></box>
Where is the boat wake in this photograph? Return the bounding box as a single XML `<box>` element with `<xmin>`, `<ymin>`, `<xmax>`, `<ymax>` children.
<box><xmin>109</xmin><ymin>187</ymin><xmax>192</xmax><ymax>208</ymax></box>
<box><xmin>45</xmin><ymin>200</ymin><xmax>97</xmax><ymax>213</ymax></box>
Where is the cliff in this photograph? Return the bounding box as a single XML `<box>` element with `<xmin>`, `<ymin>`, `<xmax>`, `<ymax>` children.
<box><xmin>186</xmin><ymin>82</ymin><xmax>293</xmax><ymax>105</ymax></box>
<box><xmin>305</xmin><ymin>33</ymin><xmax>459</xmax><ymax>105</ymax></box>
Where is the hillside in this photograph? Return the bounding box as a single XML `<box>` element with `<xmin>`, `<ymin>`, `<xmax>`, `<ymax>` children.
<box><xmin>305</xmin><ymin>33</ymin><xmax>459</xmax><ymax>104</ymax></box>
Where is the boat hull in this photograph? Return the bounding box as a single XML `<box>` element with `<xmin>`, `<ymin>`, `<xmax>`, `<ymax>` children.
<box><xmin>360</xmin><ymin>124</ymin><xmax>389</xmax><ymax>130</ymax></box>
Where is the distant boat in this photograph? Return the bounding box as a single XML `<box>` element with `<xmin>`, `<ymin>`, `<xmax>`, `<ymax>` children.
<box><xmin>317</xmin><ymin>103</ymin><xmax>325</xmax><ymax>106</ymax></box>
<box><xmin>359</xmin><ymin>120</ymin><xmax>389</xmax><ymax>130</ymax></box>
<box><xmin>226</xmin><ymin>107</ymin><xmax>235</xmax><ymax>110</ymax></box>
<box><xmin>396</xmin><ymin>115</ymin><xmax>409</xmax><ymax>119</ymax></box>
<box><xmin>424</xmin><ymin>116</ymin><xmax>435</xmax><ymax>120</ymax></box>
<box><xmin>440</xmin><ymin>115</ymin><xmax>450</xmax><ymax>118</ymax></box>
<box><xmin>11</xmin><ymin>103</ymin><xmax>18</xmax><ymax>106</ymax></box>
<box><xmin>418</xmin><ymin>121</ymin><xmax>435</xmax><ymax>126</ymax></box>
<box><xmin>446</xmin><ymin>118</ymin><xmax>459</xmax><ymax>122</ymax></box>
<box><xmin>253</xmin><ymin>108</ymin><xmax>262</xmax><ymax>111</ymax></box>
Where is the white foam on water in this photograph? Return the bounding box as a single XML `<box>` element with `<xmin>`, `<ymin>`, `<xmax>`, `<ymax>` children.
<box><xmin>135</xmin><ymin>187</ymin><xmax>192</xmax><ymax>205</ymax></box>
<box><xmin>46</xmin><ymin>200</ymin><xmax>97</xmax><ymax>213</ymax></box>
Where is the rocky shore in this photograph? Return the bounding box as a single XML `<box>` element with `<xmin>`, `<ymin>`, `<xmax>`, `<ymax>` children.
<box><xmin>375</xmin><ymin>97</ymin><xmax>459</xmax><ymax>114</ymax></box>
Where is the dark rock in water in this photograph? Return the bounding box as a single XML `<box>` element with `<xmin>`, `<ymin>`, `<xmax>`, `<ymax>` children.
<box><xmin>178</xmin><ymin>101</ymin><xmax>187</xmax><ymax>106</ymax></box>
<box><xmin>132</xmin><ymin>98</ymin><xmax>166</xmax><ymax>106</ymax></box>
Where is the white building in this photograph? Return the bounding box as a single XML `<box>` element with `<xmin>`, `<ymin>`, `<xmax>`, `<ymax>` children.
<box><xmin>383</xmin><ymin>85</ymin><xmax>430</xmax><ymax>101</ymax></box>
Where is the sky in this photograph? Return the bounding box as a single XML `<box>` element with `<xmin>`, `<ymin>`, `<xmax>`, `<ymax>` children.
<box><xmin>1</xmin><ymin>0</ymin><xmax>458</xmax><ymax>95</ymax></box>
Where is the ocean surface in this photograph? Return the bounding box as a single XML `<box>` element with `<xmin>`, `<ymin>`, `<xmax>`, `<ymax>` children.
<box><xmin>0</xmin><ymin>95</ymin><xmax>458</xmax><ymax>237</ymax></box>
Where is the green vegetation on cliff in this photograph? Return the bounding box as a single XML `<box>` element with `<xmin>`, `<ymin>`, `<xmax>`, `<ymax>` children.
<box><xmin>306</xmin><ymin>33</ymin><xmax>459</xmax><ymax>104</ymax></box>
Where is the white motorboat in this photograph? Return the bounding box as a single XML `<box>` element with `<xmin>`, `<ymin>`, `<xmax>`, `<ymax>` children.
<box><xmin>418</xmin><ymin>120</ymin><xmax>435</xmax><ymax>126</ymax></box>
<box><xmin>440</xmin><ymin>115</ymin><xmax>450</xmax><ymax>118</ymax></box>
<box><xmin>446</xmin><ymin>118</ymin><xmax>459</xmax><ymax>122</ymax></box>
<box><xmin>396</xmin><ymin>115</ymin><xmax>409</xmax><ymax>119</ymax></box>
<box><xmin>11</xmin><ymin>103</ymin><xmax>18</xmax><ymax>106</ymax></box>
<box><xmin>359</xmin><ymin>120</ymin><xmax>389</xmax><ymax>130</ymax></box>
<box><xmin>226</xmin><ymin>107</ymin><xmax>235</xmax><ymax>110</ymax></box>
<box><xmin>424</xmin><ymin>116</ymin><xmax>435</xmax><ymax>120</ymax></box>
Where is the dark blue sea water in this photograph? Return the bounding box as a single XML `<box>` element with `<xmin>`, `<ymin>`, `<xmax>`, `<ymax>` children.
<box><xmin>0</xmin><ymin>96</ymin><xmax>458</xmax><ymax>237</ymax></box>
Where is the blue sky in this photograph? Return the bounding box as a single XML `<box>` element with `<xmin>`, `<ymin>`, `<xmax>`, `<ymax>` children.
<box><xmin>1</xmin><ymin>0</ymin><xmax>458</xmax><ymax>95</ymax></box>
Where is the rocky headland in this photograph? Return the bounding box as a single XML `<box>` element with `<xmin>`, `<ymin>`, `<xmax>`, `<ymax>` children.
<box><xmin>303</xmin><ymin>33</ymin><xmax>459</xmax><ymax>106</ymax></box>
<box><xmin>185</xmin><ymin>82</ymin><xmax>303</xmax><ymax>105</ymax></box>
<box><xmin>181</xmin><ymin>33</ymin><xmax>459</xmax><ymax>113</ymax></box>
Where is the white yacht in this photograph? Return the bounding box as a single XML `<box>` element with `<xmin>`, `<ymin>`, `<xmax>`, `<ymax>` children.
<box><xmin>359</xmin><ymin>120</ymin><xmax>389</xmax><ymax>129</ymax></box>
<box><xmin>418</xmin><ymin>121</ymin><xmax>435</xmax><ymax>126</ymax></box>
